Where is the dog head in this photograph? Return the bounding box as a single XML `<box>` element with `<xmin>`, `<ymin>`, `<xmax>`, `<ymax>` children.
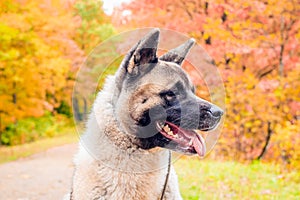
<box><xmin>113</xmin><ymin>29</ymin><xmax>223</xmax><ymax>157</ymax></box>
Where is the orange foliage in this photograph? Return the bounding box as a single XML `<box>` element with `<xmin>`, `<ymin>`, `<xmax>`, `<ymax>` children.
<box><xmin>1</xmin><ymin>0</ymin><xmax>299</xmax><ymax>170</ymax></box>
<box><xmin>113</xmin><ymin>0</ymin><xmax>300</xmax><ymax>168</ymax></box>
<box><xmin>0</xmin><ymin>0</ymin><xmax>83</xmax><ymax>133</ymax></box>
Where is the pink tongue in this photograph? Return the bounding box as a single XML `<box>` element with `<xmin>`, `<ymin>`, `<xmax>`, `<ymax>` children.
<box><xmin>192</xmin><ymin>134</ymin><xmax>206</xmax><ymax>157</ymax></box>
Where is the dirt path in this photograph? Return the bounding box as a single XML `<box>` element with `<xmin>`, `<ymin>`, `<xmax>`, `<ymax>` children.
<box><xmin>0</xmin><ymin>143</ymin><xmax>77</xmax><ymax>200</ymax></box>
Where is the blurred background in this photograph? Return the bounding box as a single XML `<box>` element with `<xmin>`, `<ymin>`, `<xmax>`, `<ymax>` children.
<box><xmin>0</xmin><ymin>0</ymin><xmax>299</xmax><ymax>199</ymax></box>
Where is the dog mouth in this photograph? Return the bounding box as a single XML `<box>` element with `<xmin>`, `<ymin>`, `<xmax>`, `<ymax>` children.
<box><xmin>155</xmin><ymin>121</ymin><xmax>206</xmax><ymax>157</ymax></box>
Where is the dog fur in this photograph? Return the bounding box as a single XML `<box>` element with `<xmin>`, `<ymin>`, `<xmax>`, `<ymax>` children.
<box><xmin>67</xmin><ymin>29</ymin><xmax>223</xmax><ymax>200</ymax></box>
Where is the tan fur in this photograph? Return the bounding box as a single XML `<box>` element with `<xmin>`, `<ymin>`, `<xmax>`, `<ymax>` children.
<box><xmin>127</xmin><ymin>56</ymin><xmax>135</xmax><ymax>74</ymax></box>
<box><xmin>129</xmin><ymin>84</ymin><xmax>164</xmax><ymax>122</ymax></box>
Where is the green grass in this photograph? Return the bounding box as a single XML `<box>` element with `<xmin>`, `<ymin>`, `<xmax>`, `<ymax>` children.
<box><xmin>0</xmin><ymin>126</ymin><xmax>78</xmax><ymax>164</ymax></box>
<box><xmin>174</xmin><ymin>157</ymin><xmax>300</xmax><ymax>200</ymax></box>
<box><xmin>1</xmin><ymin>126</ymin><xmax>299</xmax><ymax>200</ymax></box>
<box><xmin>1</xmin><ymin>113</ymin><xmax>74</xmax><ymax>145</ymax></box>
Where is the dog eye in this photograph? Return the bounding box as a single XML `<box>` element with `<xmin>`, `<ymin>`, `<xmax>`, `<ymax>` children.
<box><xmin>142</xmin><ymin>98</ymin><xmax>148</xmax><ymax>104</ymax></box>
<box><xmin>164</xmin><ymin>91</ymin><xmax>176</xmax><ymax>102</ymax></box>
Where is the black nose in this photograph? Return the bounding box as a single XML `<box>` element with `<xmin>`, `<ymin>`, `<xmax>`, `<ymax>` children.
<box><xmin>210</xmin><ymin>106</ymin><xmax>224</xmax><ymax>118</ymax></box>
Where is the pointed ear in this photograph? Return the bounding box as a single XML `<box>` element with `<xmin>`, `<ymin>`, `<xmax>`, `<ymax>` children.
<box><xmin>130</xmin><ymin>29</ymin><xmax>159</xmax><ymax>68</ymax></box>
<box><xmin>126</xmin><ymin>29</ymin><xmax>159</xmax><ymax>75</ymax></box>
<box><xmin>115</xmin><ymin>29</ymin><xmax>160</xmax><ymax>89</ymax></box>
<box><xmin>159</xmin><ymin>38</ymin><xmax>195</xmax><ymax>65</ymax></box>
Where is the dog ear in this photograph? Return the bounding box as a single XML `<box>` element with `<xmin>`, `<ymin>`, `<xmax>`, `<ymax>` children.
<box><xmin>127</xmin><ymin>29</ymin><xmax>159</xmax><ymax>75</ymax></box>
<box><xmin>115</xmin><ymin>29</ymin><xmax>160</xmax><ymax>89</ymax></box>
<box><xmin>159</xmin><ymin>38</ymin><xmax>195</xmax><ymax>65</ymax></box>
<box><xmin>128</xmin><ymin>29</ymin><xmax>159</xmax><ymax>69</ymax></box>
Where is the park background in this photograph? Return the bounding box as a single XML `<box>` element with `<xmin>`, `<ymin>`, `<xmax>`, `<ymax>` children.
<box><xmin>0</xmin><ymin>0</ymin><xmax>299</xmax><ymax>199</ymax></box>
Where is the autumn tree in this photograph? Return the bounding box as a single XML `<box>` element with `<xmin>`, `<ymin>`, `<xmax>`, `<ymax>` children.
<box><xmin>0</xmin><ymin>0</ymin><xmax>83</xmax><ymax>144</ymax></box>
<box><xmin>74</xmin><ymin>0</ymin><xmax>115</xmax><ymax>53</ymax></box>
<box><xmin>113</xmin><ymin>0</ymin><xmax>300</xmax><ymax>168</ymax></box>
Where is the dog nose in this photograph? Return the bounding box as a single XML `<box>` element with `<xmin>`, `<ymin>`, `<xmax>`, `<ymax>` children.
<box><xmin>210</xmin><ymin>106</ymin><xmax>224</xmax><ymax>118</ymax></box>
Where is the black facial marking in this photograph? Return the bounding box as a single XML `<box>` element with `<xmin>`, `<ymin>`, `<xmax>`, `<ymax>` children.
<box><xmin>134</xmin><ymin>93</ymin><xmax>223</xmax><ymax>151</ymax></box>
<box><xmin>139</xmin><ymin>133</ymin><xmax>171</xmax><ymax>149</ymax></box>
<box><xmin>138</xmin><ymin>110</ymin><xmax>151</xmax><ymax>126</ymax></box>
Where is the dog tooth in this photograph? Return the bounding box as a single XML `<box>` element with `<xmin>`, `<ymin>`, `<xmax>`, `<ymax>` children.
<box><xmin>168</xmin><ymin>131</ymin><xmax>174</xmax><ymax>136</ymax></box>
<box><xmin>163</xmin><ymin>125</ymin><xmax>170</xmax><ymax>132</ymax></box>
<box><xmin>188</xmin><ymin>139</ymin><xmax>193</xmax><ymax>146</ymax></box>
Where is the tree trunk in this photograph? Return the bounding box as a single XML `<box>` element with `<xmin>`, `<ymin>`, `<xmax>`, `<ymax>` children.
<box><xmin>73</xmin><ymin>97</ymin><xmax>81</xmax><ymax>121</ymax></box>
<box><xmin>13</xmin><ymin>82</ymin><xmax>17</xmax><ymax>104</ymax></box>
<box><xmin>279</xmin><ymin>16</ymin><xmax>285</xmax><ymax>77</ymax></box>
<box><xmin>256</xmin><ymin>121</ymin><xmax>272</xmax><ymax>160</ymax></box>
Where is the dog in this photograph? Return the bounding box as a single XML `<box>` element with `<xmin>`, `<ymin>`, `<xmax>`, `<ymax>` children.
<box><xmin>67</xmin><ymin>29</ymin><xmax>223</xmax><ymax>200</ymax></box>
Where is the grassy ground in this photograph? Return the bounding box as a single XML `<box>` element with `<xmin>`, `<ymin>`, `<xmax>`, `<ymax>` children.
<box><xmin>0</xmin><ymin>126</ymin><xmax>78</xmax><ymax>164</ymax></box>
<box><xmin>0</xmin><ymin>131</ymin><xmax>299</xmax><ymax>199</ymax></box>
<box><xmin>174</xmin><ymin>157</ymin><xmax>300</xmax><ymax>200</ymax></box>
